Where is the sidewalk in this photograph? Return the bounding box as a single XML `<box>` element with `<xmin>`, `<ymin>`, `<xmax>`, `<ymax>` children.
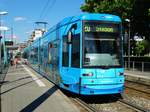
<box><xmin>125</xmin><ymin>70</ymin><xmax>150</xmax><ymax>79</ymax></box>
<box><xmin>125</xmin><ymin>70</ymin><xmax>150</xmax><ymax>85</ymax></box>
<box><xmin>0</xmin><ymin>64</ymin><xmax>80</xmax><ymax>112</ymax></box>
<box><xmin>0</xmin><ymin>65</ymin><xmax>9</xmax><ymax>83</ymax></box>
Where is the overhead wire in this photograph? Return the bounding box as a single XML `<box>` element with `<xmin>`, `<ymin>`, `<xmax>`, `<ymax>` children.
<box><xmin>42</xmin><ymin>0</ymin><xmax>56</xmax><ymax>21</ymax></box>
<box><xmin>39</xmin><ymin>0</ymin><xmax>51</xmax><ymax>21</ymax></box>
<box><xmin>38</xmin><ymin>0</ymin><xmax>56</xmax><ymax>21</ymax></box>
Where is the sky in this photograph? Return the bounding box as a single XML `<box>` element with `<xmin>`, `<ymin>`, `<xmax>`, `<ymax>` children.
<box><xmin>0</xmin><ymin>0</ymin><xmax>84</xmax><ymax>42</ymax></box>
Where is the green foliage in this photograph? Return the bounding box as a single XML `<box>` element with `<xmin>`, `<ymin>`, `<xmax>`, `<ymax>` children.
<box><xmin>80</xmin><ymin>0</ymin><xmax>135</xmax><ymax>19</ymax></box>
<box><xmin>135</xmin><ymin>41</ymin><xmax>144</xmax><ymax>55</ymax></box>
<box><xmin>148</xmin><ymin>8</ymin><xmax>150</xmax><ymax>16</ymax></box>
<box><xmin>16</xmin><ymin>52</ymin><xmax>21</xmax><ymax>56</ymax></box>
<box><xmin>135</xmin><ymin>40</ymin><xmax>150</xmax><ymax>55</ymax></box>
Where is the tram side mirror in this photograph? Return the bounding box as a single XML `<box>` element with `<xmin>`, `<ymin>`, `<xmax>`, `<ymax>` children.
<box><xmin>71</xmin><ymin>23</ymin><xmax>77</xmax><ymax>30</ymax></box>
<box><xmin>67</xmin><ymin>23</ymin><xmax>77</xmax><ymax>44</ymax></box>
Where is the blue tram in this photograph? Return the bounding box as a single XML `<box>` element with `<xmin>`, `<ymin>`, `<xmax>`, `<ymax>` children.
<box><xmin>24</xmin><ymin>13</ymin><xmax>124</xmax><ymax>95</ymax></box>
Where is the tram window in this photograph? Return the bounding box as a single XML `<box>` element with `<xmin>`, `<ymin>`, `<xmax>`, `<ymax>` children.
<box><xmin>41</xmin><ymin>47</ymin><xmax>43</xmax><ymax>51</ymax></box>
<box><xmin>34</xmin><ymin>47</ymin><xmax>38</xmax><ymax>62</ymax></box>
<box><xmin>71</xmin><ymin>34</ymin><xmax>80</xmax><ymax>68</ymax></box>
<box><xmin>62</xmin><ymin>36</ymin><xmax>69</xmax><ymax>67</ymax></box>
<box><xmin>48</xmin><ymin>43</ymin><xmax>52</xmax><ymax>64</ymax></box>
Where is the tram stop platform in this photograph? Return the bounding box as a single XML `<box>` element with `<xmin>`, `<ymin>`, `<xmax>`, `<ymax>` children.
<box><xmin>125</xmin><ymin>70</ymin><xmax>150</xmax><ymax>86</ymax></box>
<box><xmin>0</xmin><ymin>63</ymin><xmax>79</xmax><ymax>112</ymax></box>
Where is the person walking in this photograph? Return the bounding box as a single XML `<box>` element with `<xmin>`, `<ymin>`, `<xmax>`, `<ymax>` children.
<box><xmin>10</xmin><ymin>57</ymin><xmax>13</xmax><ymax>66</ymax></box>
<box><xmin>14</xmin><ymin>55</ymin><xmax>18</xmax><ymax>68</ymax></box>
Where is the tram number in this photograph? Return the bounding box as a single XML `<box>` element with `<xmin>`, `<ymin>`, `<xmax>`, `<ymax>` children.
<box><xmin>84</xmin><ymin>26</ymin><xmax>91</xmax><ymax>32</ymax></box>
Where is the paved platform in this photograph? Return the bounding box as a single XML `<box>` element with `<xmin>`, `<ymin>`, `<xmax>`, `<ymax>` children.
<box><xmin>0</xmin><ymin>65</ymin><xmax>8</xmax><ymax>83</ymax></box>
<box><xmin>0</xmin><ymin>64</ymin><xmax>79</xmax><ymax>112</ymax></box>
<box><xmin>125</xmin><ymin>70</ymin><xmax>150</xmax><ymax>85</ymax></box>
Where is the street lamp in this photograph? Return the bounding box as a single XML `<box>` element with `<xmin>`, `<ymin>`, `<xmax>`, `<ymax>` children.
<box><xmin>35</xmin><ymin>21</ymin><xmax>48</xmax><ymax>33</ymax></box>
<box><xmin>0</xmin><ymin>11</ymin><xmax>8</xmax><ymax>73</ymax></box>
<box><xmin>2</xmin><ymin>27</ymin><xmax>9</xmax><ymax>66</ymax></box>
<box><xmin>0</xmin><ymin>11</ymin><xmax>8</xmax><ymax>29</ymax></box>
<box><xmin>125</xmin><ymin>19</ymin><xmax>131</xmax><ymax>70</ymax></box>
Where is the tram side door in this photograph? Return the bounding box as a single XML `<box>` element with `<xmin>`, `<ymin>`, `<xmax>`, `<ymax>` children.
<box><xmin>62</xmin><ymin>35</ymin><xmax>71</xmax><ymax>84</ymax></box>
<box><xmin>62</xmin><ymin>23</ymin><xmax>78</xmax><ymax>86</ymax></box>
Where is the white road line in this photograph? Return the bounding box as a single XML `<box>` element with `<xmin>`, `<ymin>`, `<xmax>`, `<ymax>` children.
<box><xmin>21</xmin><ymin>64</ymin><xmax>46</xmax><ymax>87</ymax></box>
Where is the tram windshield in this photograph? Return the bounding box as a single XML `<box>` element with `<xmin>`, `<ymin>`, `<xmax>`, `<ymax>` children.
<box><xmin>83</xmin><ymin>21</ymin><xmax>123</xmax><ymax>68</ymax></box>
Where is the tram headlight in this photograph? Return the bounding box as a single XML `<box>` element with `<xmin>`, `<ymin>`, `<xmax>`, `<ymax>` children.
<box><xmin>82</xmin><ymin>72</ymin><xmax>93</xmax><ymax>76</ymax></box>
<box><xmin>119</xmin><ymin>72</ymin><xmax>124</xmax><ymax>76</ymax></box>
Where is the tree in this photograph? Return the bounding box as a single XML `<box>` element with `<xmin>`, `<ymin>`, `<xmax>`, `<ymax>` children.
<box><xmin>135</xmin><ymin>40</ymin><xmax>150</xmax><ymax>56</ymax></box>
<box><xmin>80</xmin><ymin>0</ymin><xmax>135</xmax><ymax>20</ymax></box>
<box><xmin>81</xmin><ymin>0</ymin><xmax>150</xmax><ymax>41</ymax></box>
<box><xmin>135</xmin><ymin>41</ymin><xmax>144</xmax><ymax>56</ymax></box>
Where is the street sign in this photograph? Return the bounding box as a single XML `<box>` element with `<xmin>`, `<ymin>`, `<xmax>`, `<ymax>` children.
<box><xmin>5</xmin><ymin>41</ymin><xmax>13</xmax><ymax>46</ymax></box>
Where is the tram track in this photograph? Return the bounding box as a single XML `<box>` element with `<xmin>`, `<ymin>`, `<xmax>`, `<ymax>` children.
<box><xmin>70</xmin><ymin>95</ymin><xmax>149</xmax><ymax>112</ymax></box>
<box><xmin>125</xmin><ymin>80</ymin><xmax>150</xmax><ymax>96</ymax></box>
<box><xmin>123</xmin><ymin>80</ymin><xmax>150</xmax><ymax>111</ymax></box>
<box><xmin>113</xmin><ymin>96</ymin><xmax>149</xmax><ymax>112</ymax></box>
<box><xmin>59</xmin><ymin>79</ymin><xmax>150</xmax><ymax>112</ymax></box>
<box><xmin>72</xmin><ymin>97</ymin><xmax>98</xmax><ymax>112</ymax></box>
<box><xmin>125</xmin><ymin>80</ymin><xmax>150</xmax><ymax>101</ymax></box>
<box><xmin>125</xmin><ymin>85</ymin><xmax>150</xmax><ymax>96</ymax></box>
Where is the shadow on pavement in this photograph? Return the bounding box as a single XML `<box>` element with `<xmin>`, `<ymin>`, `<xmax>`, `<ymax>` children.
<box><xmin>7</xmin><ymin>67</ymin><xmax>25</xmax><ymax>73</ymax></box>
<box><xmin>0</xmin><ymin>77</ymin><xmax>44</xmax><ymax>95</ymax></box>
<box><xmin>0</xmin><ymin>76</ymin><xmax>32</xmax><ymax>85</ymax></box>
<box><xmin>0</xmin><ymin>66</ymin><xmax>9</xmax><ymax>83</ymax></box>
<box><xmin>20</xmin><ymin>86</ymin><xmax>58</xmax><ymax>112</ymax></box>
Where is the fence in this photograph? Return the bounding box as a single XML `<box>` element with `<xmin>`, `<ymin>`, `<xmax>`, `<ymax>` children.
<box><xmin>124</xmin><ymin>61</ymin><xmax>150</xmax><ymax>72</ymax></box>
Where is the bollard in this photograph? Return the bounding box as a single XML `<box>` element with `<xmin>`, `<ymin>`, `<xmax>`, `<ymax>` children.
<box><xmin>132</xmin><ymin>61</ymin><xmax>135</xmax><ymax>71</ymax></box>
<box><xmin>142</xmin><ymin>62</ymin><xmax>144</xmax><ymax>72</ymax></box>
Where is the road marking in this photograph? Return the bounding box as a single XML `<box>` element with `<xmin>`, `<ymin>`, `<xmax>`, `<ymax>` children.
<box><xmin>21</xmin><ymin>64</ymin><xmax>46</xmax><ymax>87</ymax></box>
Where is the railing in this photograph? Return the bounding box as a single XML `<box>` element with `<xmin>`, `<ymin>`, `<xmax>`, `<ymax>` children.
<box><xmin>124</xmin><ymin>61</ymin><xmax>150</xmax><ymax>72</ymax></box>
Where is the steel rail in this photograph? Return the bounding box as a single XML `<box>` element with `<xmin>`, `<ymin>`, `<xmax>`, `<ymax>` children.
<box><xmin>125</xmin><ymin>80</ymin><xmax>150</xmax><ymax>95</ymax></box>
<box><xmin>125</xmin><ymin>85</ymin><xmax>150</xmax><ymax>95</ymax></box>
<box><xmin>72</xmin><ymin>97</ymin><xmax>99</xmax><ymax>112</ymax></box>
<box><xmin>112</xmin><ymin>96</ymin><xmax>149</xmax><ymax>112</ymax></box>
<box><xmin>126</xmin><ymin>80</ymin><xmax>150</xmax><ymax>87</ymax></box>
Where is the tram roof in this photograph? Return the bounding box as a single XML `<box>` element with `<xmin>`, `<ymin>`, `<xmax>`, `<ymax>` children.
<box><xmin>48</xmin><ymin>13</ymin><xmax>121</xmax><ymax>31</ymax></box>
<box><xmin>43</xmin><ymin>13</ymin><xmax>121</xmax><ymax>38</ymax></box>
<box><xmin>24</xmin><ymin>14</ymin><xmax>121</xmax><ymax>49</ymax></box>
<box><xmin>59</xmin><ymin>13</ymin><xmax>121</xmax><ymax>25</ymax></box>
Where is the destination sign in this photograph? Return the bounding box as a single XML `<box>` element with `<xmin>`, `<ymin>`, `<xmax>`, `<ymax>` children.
<box><xmin>84</xmin><ymin>22</ymin><xmax>119</xmax><ymax>33</ymax></box>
